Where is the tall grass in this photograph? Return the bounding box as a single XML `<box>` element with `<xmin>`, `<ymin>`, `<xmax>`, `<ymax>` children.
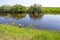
<box><xmin>0</xmin><ymin>24</ymin><xmax>60</xmax><ymax>40</ymax></box>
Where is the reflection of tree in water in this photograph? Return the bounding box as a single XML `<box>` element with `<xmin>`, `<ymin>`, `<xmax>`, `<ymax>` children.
<box><xmin>0</xmin><ymin>13</ymin><xmax>43</xmax><ymax>20</ymax></box>
<box><xmin>29</xmin><ymin>13</ymin><xmax>44</xmax><ymax>20</ymax></box>
<box><xmin>11</xmin><ymin>13</ymin><xmax>26</xmax><ymax>20</ymax></box>
<box><xmin>0</xmin><ymin>13</ymin><xmax>26</xmax><ymax>20</ymax></box>
<box><xmin>0</xmin><ymin>13</ymin><xmax>11</xmax><ymax>18</ymax></box>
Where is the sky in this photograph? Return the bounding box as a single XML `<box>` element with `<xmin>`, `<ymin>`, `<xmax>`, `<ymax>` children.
<box><xmin>0</xmin><ymin>0</ymin><xmax>60</xmax><ymax>7</ymax></box>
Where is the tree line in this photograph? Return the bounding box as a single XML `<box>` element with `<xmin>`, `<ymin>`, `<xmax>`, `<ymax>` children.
<box><xmin>0</xmin><ymin>4</ymin><xmax>43</xmax><ymax>13</ymax></box>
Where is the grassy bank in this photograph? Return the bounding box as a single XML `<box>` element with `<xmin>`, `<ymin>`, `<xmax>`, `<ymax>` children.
<box><xmin>0</xmin><ymin>24</ymin><xmax>60</xmax><ymax>40</ymax></box>
<box><xmin>43</xmin><ymin>7</ymin><xmax>60</xmax><ymax>13</ymax></box>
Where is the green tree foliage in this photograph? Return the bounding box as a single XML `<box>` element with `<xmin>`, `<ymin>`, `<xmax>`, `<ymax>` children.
<box><xmin>28</xmin><ymin>4</ymin><xmax>43</xmax><ymax>14</ymax></box>
<box><xmin>0</xmin><ymin>5</ymin><xmax>11</xmax><ymax>13</ymax></box>
<box><xmin>11</xmin><ymin>4</ymin><xmax>26</xmax><ymax>13</ymax></box>
<box><xmin>0</xmin><ymin>4</ymin><xmax>43</xmax><ymax>13</ymax></box>
<box><xmin>0</xmin><ymin>4</ymin><xmax>60</xmax><ymax>13</ymax></box>
<box><xmin>0</xmin><ymin>4</ymin><xmax>27</xmax><ymax>13</ymax></box>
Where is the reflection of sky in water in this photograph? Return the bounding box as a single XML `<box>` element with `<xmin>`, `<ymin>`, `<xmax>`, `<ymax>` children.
<box><xmin>0</xmin><ymin>17</ymin><xmax>17</xmax><ymax>24</ymax></box>
<box><xmin>41</xmin><ymin>15</ymin><xmax>60</xmax><ymax>30</ymax></box>
<box><xmin>0</xmin><ymin>14</ymin><xmax>60</xmax><ymax>31</ymax></box>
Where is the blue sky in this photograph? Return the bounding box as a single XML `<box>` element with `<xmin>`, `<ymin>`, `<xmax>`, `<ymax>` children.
<box><xmin>0</xmin><ymin>0</ymin><xmax>60</xmax><ymax>7</ymax></box>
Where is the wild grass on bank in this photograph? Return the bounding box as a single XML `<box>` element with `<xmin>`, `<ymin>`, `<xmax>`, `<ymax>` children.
<box><xmin>0</xmin><ymin>24</ymin><xmax>60</xmax><ymax>40</ymax></box>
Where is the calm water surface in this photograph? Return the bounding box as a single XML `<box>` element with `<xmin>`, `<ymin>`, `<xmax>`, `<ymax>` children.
<box><xmin>0</xmin><ymin>13</ymin><xmax>60</xmax><ymax>31</ymax></box>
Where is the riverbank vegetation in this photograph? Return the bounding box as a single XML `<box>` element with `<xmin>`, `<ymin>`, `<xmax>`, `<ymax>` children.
<box><xmin>0</xmin><ymin>4</ymin><xmax>27</xmax><ymax>13</ymax></box>
<box><xmin>0</xmin><ymin>24</ymin><xmax>60</xmax><ymax>40</ymax></box>
<box><xmin>0</xmin><ymin>4</ymin><xmax>60</xmax><ymax>14</ymax></box>
<box><xmin>0</xmin><ymin>4</ymin><xmax>43</xmax><ymax>13</ymax></box>
<box><xmin>43</xmin><ymin>7</ymin><xmax>60</xmax><ymax>13</ymax></box>
<box><xmin>28</xmin><ymin>4</ymin><xmax>43</xmax><ymax>13</ymax></box>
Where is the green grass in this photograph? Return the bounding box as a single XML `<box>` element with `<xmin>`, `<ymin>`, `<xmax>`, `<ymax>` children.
<box><xmin>0</xmin><ymin>24</ymin><xmax>60</xmax><ymax>40</ymax></box>
<box><xmin>43</xmin><ymin>7</ymin><xmax>60</xmax><ymax>14</ymax></box>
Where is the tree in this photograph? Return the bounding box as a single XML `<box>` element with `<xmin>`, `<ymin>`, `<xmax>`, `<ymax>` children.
<box><xmin>28</xmin><ymin>4</ymin><xmax>43</xmax><ymax>14</ymax></box>
<box><xmin>11</xmin><ymin>4</ymin><xmax>26</xmax><ymax>13</ymax></box>
<box><xmin>0</xmin><ymin>5</ymin><xmax>11</xmax><ymax>13</ymax></box>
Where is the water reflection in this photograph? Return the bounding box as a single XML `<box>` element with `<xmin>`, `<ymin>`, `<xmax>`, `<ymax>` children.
<box><xmin>0</xmin><ymin>13</ymin><xmax>26</xmax><ymax>19</ymax></box>
<box><xmin>0</xmin><ymin>13</ymin><xmax>44</xmax><ymax>20</ymax></box>
<box><xmin>0</xmin><ymin>13</ymin><xmax>60</xmax><ymax>31</ymax></box>
<box><xmin>29</xmin><ymin>13</ymin><xmax>44</xmax><ymax>20</ymax></box>
<box><xmin>0</xmin><ymin>13</ymin><xmax>11</xmax><ymax>18</ymax></box>
<box><xmin>11</xmin><ymin>13</ymin><xmax>26</xmax><ymax>20</ymax></box>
